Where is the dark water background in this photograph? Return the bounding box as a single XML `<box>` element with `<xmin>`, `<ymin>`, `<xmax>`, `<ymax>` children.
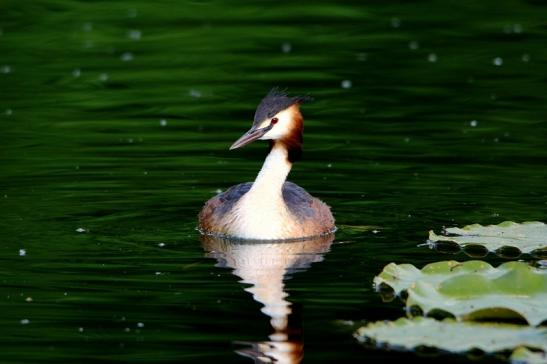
<box><xmin>1</xmin><ymin>1</ymin><xmax>546</xmax><ymax>363</ymax></box>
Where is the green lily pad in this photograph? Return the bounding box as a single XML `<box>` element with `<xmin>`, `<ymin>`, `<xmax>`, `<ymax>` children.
<box><xmin>373</xmin><ymin>260</ymin><xmax>547</xmax><ymax>326</ymax></box>
<box><xmin>511</xmin><ymin>347</ymin><xmax>547</xmax><ymax>364</ymax></box>
<box><xmin>355</xmin><ymin>317</ymin><xmax>547</xmax><ymax>363</ymax></box>
<box><xmin>428</xmin><ymin>221</ymin><xmax>547</xmax><ymax>258</ymax></box>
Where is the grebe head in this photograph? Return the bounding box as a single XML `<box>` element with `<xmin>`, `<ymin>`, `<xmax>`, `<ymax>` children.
<box><xmin>230</xmin><ymin>88</ymin><xmax>312</xmax><ymax>150</ymax></box>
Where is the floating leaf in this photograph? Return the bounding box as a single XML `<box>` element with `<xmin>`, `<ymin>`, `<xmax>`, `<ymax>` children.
<box><xmin>374</xmin><ymin>260</ymin><xmax>547</xmax><ymax>325</ymax></box>
<box><xmin>355</xmin><ymin>317</ymin><xmax>547</xmax><ymax>363</ymax></box>
<box><xmin>511</xmin><ymin>347</ymin><xmax>547</xmax><ymax>364</ymax></box>
<box><xmin>428</xmin><ymin>221</ymin><xmax>547</xmax><ymax>258</ymax></box>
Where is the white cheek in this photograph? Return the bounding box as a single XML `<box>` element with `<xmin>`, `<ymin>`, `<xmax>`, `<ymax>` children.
<box><xmin>260</xmin><ymin>126</ymin><xmax>285</xmax><ymax>140</ymax></box>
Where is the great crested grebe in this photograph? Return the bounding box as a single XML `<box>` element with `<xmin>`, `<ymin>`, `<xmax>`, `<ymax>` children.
<box><xmin>198</xmin><ymin>88</ymin><xmax>335</xmax><ymax>240</ymax></box>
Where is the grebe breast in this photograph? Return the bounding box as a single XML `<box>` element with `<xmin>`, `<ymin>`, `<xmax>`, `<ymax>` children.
<box><xmin>199</xmin><ymin>181</ymin><xmax>334</xmax><ymax>238</ymax></box>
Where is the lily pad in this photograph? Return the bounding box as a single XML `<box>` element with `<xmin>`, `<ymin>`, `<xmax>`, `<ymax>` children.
<box><xmin>373</xmin><ymin>260</ymin><xmax>547</xmax><ymax>326</ymax></box>
<box><xmin>428</xmin><ymin>221</ymin><xmax>547</xmax><ymax>258</ymax></box>
<box><xmin>511</xmin><ymin>347</ymin><xmax>547</xmax><ymax>364</ymax></box>
<box><xmin>355</xmin><ymin>317</ymin><xmax>547</xmax><ymax>363</ymax></box>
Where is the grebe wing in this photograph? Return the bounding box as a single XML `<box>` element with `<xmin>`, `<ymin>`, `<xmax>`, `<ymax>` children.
<box><xmin>283</xmin><ymin>181</ymin><xmax>335</xmax><ymax>228</ymax></box>
<box><xmin>199</xmin><ymin>182</ymin><xmax>253</xmax><ymax>223</ymax></box>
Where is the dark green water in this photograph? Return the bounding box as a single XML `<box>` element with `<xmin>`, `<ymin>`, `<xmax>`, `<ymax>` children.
<box><xmin>1</xmin><ymin>1</ymin><xmax>546</xmax><ymax>363</ymax></box>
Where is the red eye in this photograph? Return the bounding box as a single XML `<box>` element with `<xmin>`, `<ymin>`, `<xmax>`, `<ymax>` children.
<box><xmin>271</xmin><ymin>117</ymin><xmax>279</xmax><ymax>124</ymax></box>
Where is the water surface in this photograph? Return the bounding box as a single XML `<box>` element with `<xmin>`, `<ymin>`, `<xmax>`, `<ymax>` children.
<box><xmin>1</xmin><ymin>1</ymin><xmax>546</xmax><ymax>363</ymax></box>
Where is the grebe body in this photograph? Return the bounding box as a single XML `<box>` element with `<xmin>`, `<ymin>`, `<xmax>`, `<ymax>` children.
<box><xmin>198</xmin><ymin>89</ymin><xmax>335</xmax><ymax>240</ymax></box>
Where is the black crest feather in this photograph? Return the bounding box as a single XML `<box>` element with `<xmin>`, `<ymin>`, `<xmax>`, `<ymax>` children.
<box><xmin>252</xmin><ymin>87</ymin><xmax>313</xmax><ymax>127</ymax></box>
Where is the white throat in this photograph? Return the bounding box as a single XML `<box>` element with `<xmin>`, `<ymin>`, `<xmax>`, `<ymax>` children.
<box><xmin>232</xmin><ymin>143</ymin><xmax>294</xmax><ymax>239</ymax></box>
<box><xmin>250</xmin><ymin>143</ymin><xmax>292</xmax><ymax>194</ymax></box>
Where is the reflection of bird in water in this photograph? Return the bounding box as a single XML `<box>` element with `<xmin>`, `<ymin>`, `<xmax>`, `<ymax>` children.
<box><xmin>201</xmin><ymin>234</ymin><xmax>334</xmax><ymax>364</ymax></box>
<box><xmin>198</xmin><ymin>88</ymin><xmax>335</xmax><ymax>240</ymax></box>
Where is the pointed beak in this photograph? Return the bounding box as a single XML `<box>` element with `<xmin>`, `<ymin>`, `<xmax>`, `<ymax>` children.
<box><xmin>229</xmin><ymin>125</ymin><xmax>272</xmax><ymax>150</ymax></box>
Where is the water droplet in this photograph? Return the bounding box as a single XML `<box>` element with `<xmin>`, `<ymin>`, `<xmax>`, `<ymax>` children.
<box><xmin>82</xmin><ymin>22</ymin><xmax>93</xmax><ymax>32</ymax></box>
<box><xmin>155</xmin><ymin>272</ymin><xmax>161</xmax><ymax>275</ymax></box>
<box><xmin>493</xmin><ymin>57</ymin><xmax>503</xmax><ymax>66</ymax></box>
<box><xmin>20</xmin><ymin>319</ymin><xmax>30</xmax><ymax>325</ymax></box>
<box><xmin>281</xmin><ymin>42</ymin><xmax>291</xmax><ymax>53</ymax></box>
<box><xmin>357</xmin><ymin>52</ymin><xmax>367</xmax><ymax>61</ymax></box>
<box><xmin>76</xmin><ymin>227</ymin><xmax>86</xmax><ymax>233</ymax></box>
<box><xmin>513</xmin><ymin>23</ymin><xmax>522</xmax><ymax>34</ymax></box>
<box><xmin>158</xmin><ymin>242</ymin><xmax>165</xmax><ymax>247</ymax></box>
<box><xmin>1</xmin><ymin>65</ymin><xmax>12</xmax><ymax>74</ymax></box>
<box><xmin>189</xmin><ymin>89</ymin><xmax>202</xmax><ymax>98</ymax></box>
<box><xmin>372</xmin><ymin>230</ymin><xmax>380</xmax><ymax>234</ymax></box>
<box><xmin>5</xmin><ymin>109</ymin><xmax>13</xmax><ymax>116</ymax></box>
<box><xmin>470</xmin><ymin>120</ymin><xmax>478</xmax><ymax>127</ymax></box>
<box><xmin>408</xmin><ymin>41</ymin><xmax>419</xmax><ymax>50</ymax></box>
<box><xmin>124</xmin><ymin>327</ymin><xmax>131</xmax><ymax>332</ymax></box>
<box><xmin>404</xmin><ymin>137</ymin><xmax>410</xmax><ymax>143</ymax></box>
<box><xmin>120</xmin><ymin>52</ymin><xmax>134</xmax><ymax>62</ymax></box>
<box><xmin>521</xmin><ymin>53</ymin><xmax>530</xmax><ymax>62</ymax></box>
<box><xmin>72</xmin><ymin>68</ymin><xmax>81</xmax><ymax>78</ymax></box>
<box><xmin>341</xmin><ymin>80</ymin><xmax>352</xmax><ymax>89</ymax></box>
<box><xmin>26</xmin><ymin>297</ymin><xmax>32</xmax><ymax>302</ymax></box>
<box><xmin>215</xmin><ymin>188</ymin><xmax>222</xmax><ymax>194</ymax></box>
<box><xmin>427</xmin><ymin>53</ymin><xmax>438</xmax><ymax>63</ymax></box>
<box><xmin>127</xmin><ymin>29</ymin><xmax>141</xmax><ymax>41</ymax></box>
<box><xmin>327</xmin><ymin>163</ymin><xmax>332</xmax><ymax>168</ymax></box>
<box><xmin>390</xmin><ymin>17</ymin><xmax>401</xmax><ymax>28</ymax></box>
<box><xmin>78</xmin><ymin>327</ymin><xmax>84</xmax><ymax>332</ymax></box>
<box><xmin>159</xmin><ymin>119</ymin><xmax>167</xmax><ymax>127</ymax></box>
<box><xmin>137</xmin><ymin>322</ymin><xmax>144</xmax><ymax>328</ymax></box>
<box><xmin>19</xmin><ymin>249</ymin><xmax>26</xmax><ymax>256</ymax></box>
<box><xmin>99</xmin><ymin>73</ymin><xmax>109</xmax><ymax>82</ymax></box>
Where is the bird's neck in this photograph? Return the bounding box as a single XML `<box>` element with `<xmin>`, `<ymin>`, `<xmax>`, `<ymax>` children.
<box><xmin>250</xmin><ymin>142</ymin><xmax>292</xmax><ymax>195</ymax></box>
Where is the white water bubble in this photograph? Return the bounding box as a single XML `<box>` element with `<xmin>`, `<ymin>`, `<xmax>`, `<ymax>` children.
<box><xmin>408</xmin><ymin>41</ymin><xmax>419</xmax><ymax>50</ymax></box>
<box><xmin>19</xmin><ymin>249</ymin><xmax>26</xmax><ymax>256</ymax></box>
<box><xmin>189</xmin><ymin>89</ymin><xmax>202</xmax><ymax>98</ymax></box>
<box><xmin>26</xmin><ymin>297</ymin><xmax>32</xmax><ymax>302</ymax></box>
<box><xmin>281</xmin><ymin>42</ymin><xmax>291</xmax><ymax>53</ymax></box>
<box><xmin>72</xmin><ymin>68</ymin><xmax>81</xmax><ymax>78</ymax></box>
<box><xmin>427</xmin><ymin>53</ymin><xmax>438</xmax><ymax>63</ymax></box>
<box><xmin>82</xmin><ymin>22</ymin><xmax>93</xmax><ymax>32</ymax></box>
<box><xmin>512</xmin><ymin>23</ymin><xmax>522</xmax><ymax>34</ymax></box>
<box><xmin>76</xmin><ymin>227</ymin><xmax>86</xmax><ymax>233</ymax></box>
<box><xmin>493</xmin><ymin>57</ymin><xmax>503</xmax><ymax>66</ymax></box>
<box><xmin>390</xmin><ymin>17</ymin><xmax>401</xmax><ymax>28</ymax></box>
<box><xmin>20</xmin><ymin>319</ymin><xmax>30</xmax><ymax>325</ymax></box>
<box><xmin>158</xmin><ymin>242</ymin><xmax>165</xmax><ymax>247</ymax></box>
<box><xmin>128</xmin><ymin>29</ymin><xmax>141</xmax><ymax>40</ymax></box>
<box><xmin>521</xmin><ymin>53</ymin><xmax>530</xmax><ymax>62</ymax></box>
<box><xmin>470</xmin><ymin>120</ymin><xmax>478</xmax><ymax>127</ymax></box>
<box><xmin>5</xmin><ymin>109</ymin><xmax>13</xmax><ymax>116</ymax></box>
<box><xmin>127</xmin><ymin>9</ymin><xmax>138</xmax><ymax>18</ymax></box>
<box><xmin>341</xmin><ymin>80</ymin><xmax>352</xmax><ymax>89</ymax></box>
<box><xmin>327</xmin><ymin>163</ymin><xmax>332</xmax><ymax>168</ymax></box>
<box><xmin>137</xmin><ymin>322</ymin><xmax>144</xmax><ymax>328</ymax></box>
<box><xmin>159</xmin><ymin>119</ymin><xmax>167</xmax><ymax>127</ymax></box>
<box><xmin>99</xmin><ymin>73</ymin><xmax>109</xmax><ymax>82</ymax></box>
<box><xmin>120</xmin><ymin>52</ymin><xmax>134</xmax><ymax>62</ymax></box>
<box><xmin>357</xmin><ymin>52</ymin><xmax>367</xmax><ymax>61</ymax></box>
<box><xmin>1</xmin><ymin>65</ymin><xmax>12</xmax><ymax>74</ymax></box>
<box><xmin>78</xmin><ymin>327</ymin><xmax>84</xmax><ymax>332</ymax></box>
